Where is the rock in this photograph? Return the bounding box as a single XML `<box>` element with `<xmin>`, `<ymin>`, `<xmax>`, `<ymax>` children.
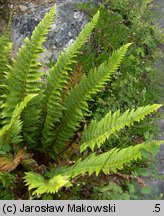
<box><xmin>27</xmin><ymin>2</ymin><xmax>37</xmax><ymax>11</ymax></box>
<box><xmin>10</xmin><ymin>0</ymin><xmax>102</xmax><ymax>64</ymax></box>
<box><xmin>19</xmin><ymin>5</ymin><xmax>28</xmax><ymax>12</ymax></box>
<box><xmin>143</xmin><ymin>0</ymin><xmax>164</xmax><ymax>199</ymax></box>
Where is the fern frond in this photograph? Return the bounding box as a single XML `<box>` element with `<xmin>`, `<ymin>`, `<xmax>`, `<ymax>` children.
<box><xmin>69</xmin><ymin>140</ymin><xmax>163</xmax><ymax>176</ymax></box>
<box><xmin>0</xmin><ymin>30</ymin><xmax>12</xmax><ymax>109</ymax></box>
<box><xmin>1</xmin><ymin>6</ymin><xmax>56</xmax><ymax>146</ymax></box>
<box><xmin>80</xmin><ymin>104</ymin><xmax>162</xmax><ymax>152</ymax></box>
<box><xmin>54</xmin><ymin>43</ymin><xmax>131</xmax><ymax>152</ymax></box>
<box><xmin>0</xmin><ymin>94</ymin><xmax>37</xmax><ymax>146</ymax></box>
<box><xmin>24</xmin><ymin>140</ymin><xmax>163</xmax><ymax>194</ymax></box>
<box><xmin>42</xmin><ymin>11</ymin><xmax>100</xmax><ymax>147</ymax></box>
<box><xmin>24</xmin><ymin>172</ymin><xmax>71</xmax><ymax>195</ymax></box>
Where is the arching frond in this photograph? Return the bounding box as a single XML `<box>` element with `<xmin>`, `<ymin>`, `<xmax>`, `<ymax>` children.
<box><xmin>41</xmin><ymin>11</ymin><xmax>100</xmax><ymax>147</ymax></box>
<box><xmin>24</xmin><ymin>140</ymin><xmax>163</xmax><ymax>195</ymax></box>
<box><xmin>69</xmin><ymin>140</ymin><xmax>163</xmax><ymax>176</ymax></box>
<box><xmin>0</xmin><ymin>94</ymin><xmax>37</xmax><ymax>146</ymax></box>
<box><xmin>80</xmin><ymin>104</ymin><xmax>162</xmax><ymax>152</ymax></box>
<box><xmin>54</xmin><ymin>43</ymin><xmax>131</xmax><ymax>152</ymax></box>
<box><xmin>1</xmin><ymin>6</ymin><xmax>56</xmax><ymax>146</ymax></box>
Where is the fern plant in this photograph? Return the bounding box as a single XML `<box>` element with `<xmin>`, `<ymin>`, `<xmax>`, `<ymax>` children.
<box><xmin>0</xmin><ymin>5</ymin><xmax>163</xmax><ymax>197</ymax></box>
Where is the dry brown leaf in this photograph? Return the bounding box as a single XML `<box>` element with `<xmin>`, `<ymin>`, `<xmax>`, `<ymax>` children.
<box><xmin>0</xmin><ymin>149</ymin><xmax>25</xmax><ymax>172</ymax></box>
<box><xmin>68</xmin><ymin>62</ymin><xmax>84</xmax><ymax>89</ymax></box>
<box><xmin>115</xmin><ymin>172</ymin><xmax>146</xmax><ymax>186</ymax></box>
<box><xmin>0</xmin><ymin>155</ymin><xmax>13</xmax><ymax>169</ymax></box>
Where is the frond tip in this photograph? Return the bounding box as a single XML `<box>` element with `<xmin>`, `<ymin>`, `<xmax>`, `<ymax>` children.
<box><xmin>0</xmin><ymin>94</ymin><xmax>37</xmax><ymax>137</ymax></box>
<box><xmin>1</xmin><ymin>6</ymin><xmax>56</xmax><ymax>147</ymax></box>
<box><xmin>80</xmin><ymin>104</ymin><xmax>162</xmax><ymax>152</ymax></box>
<box><xmin>24</xmin><ymin>172</ymin><xmax>71</xmax><ymax>195</ymax></box>
<box><xmin>54</xmin><ymin>43</ymin><xmax>132</xmax><ymax>152</ymax></box>
<box><xmin>42</xmin><ymin>10</ymin><xmax>100</xmax><ymax>147</ymax></box>
<box><xmin>69</xmin><ymin>140</ymin><xmax>163</xmax><ymax>176</ymax></box>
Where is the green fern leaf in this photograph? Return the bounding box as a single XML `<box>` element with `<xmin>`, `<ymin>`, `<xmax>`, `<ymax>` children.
<box><xmin>1</xmin><ymin>6</ymin><xmax>56</xmax><ymax>147</ymax></box>
<box><xmin>24</xmin><ymin>172</ymin><xmax>71</xmax><ymax>195</ymax></box>
<box><xmin>41</xmin><ymin>11</ymin><xmax>100</xmax><ymax>147</ymax></box>
<box><xmin>80</xmin><ymin>104</ymin><xmax>162</xmax><ymax>152</ymax></box>
<box><xmin>69</xmin><ymin>140</ymin><xmax>163</xmax><ymax>176</ymax></box>
<box><xmin>0</xmin><ymin>30</ymin><xmax>12</xmax><ymax>110</ymax></box>
<box><xmin>0</xmin><ymin>94</ymin><xmax>37</xmax><ymax>146</ymax></box>
<box><xmin>25</xmin><ymin>140</ymin><xmax>163</xmax><ymax>194</ymax></box>
<box><xmin>54</xmin><ymin>43</ymin><xmax>131</xmax><ymax>152</ymax></box>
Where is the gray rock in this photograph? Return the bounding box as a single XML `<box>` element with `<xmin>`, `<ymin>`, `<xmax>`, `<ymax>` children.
<box><xmin>142</xmin><ymin>0</ymin><xmax>164</xmax><ymax>200</ymax></box>
<box><xmin>19</xmin><ymin>5</ymin><xmax>28</xmax><ymax>12</ymax></box>
<box><xmin>154</xmin><ymin>0</ymin><xmax>164</xmax><ymax>199</ymax></box>
<box><xmin>10</xmin><ymin>0</ymin><xmax>102</xmax><ymax>64</ymax></box>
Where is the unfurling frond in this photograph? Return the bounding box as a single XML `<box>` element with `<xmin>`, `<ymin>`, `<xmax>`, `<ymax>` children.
<box><xmin>80</xmin><ymin>104</ymin><xmax>162</xmax><ymax>152</ymax></box>
<box><xmin>54</xmin><ymin>43</ymin><xmax>131</xmax><ymax>152</ymax></box>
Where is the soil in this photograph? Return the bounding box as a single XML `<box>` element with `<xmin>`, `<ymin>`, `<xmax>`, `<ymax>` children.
<box><xmin>8</xmin><ymin>0</ymin><xmax>55</xmax><ymax>15</ymax></box>
<box><xmin>0</xmin><ymin>0</ymin><xmax>54</xmax><ymax>32</ymax></box>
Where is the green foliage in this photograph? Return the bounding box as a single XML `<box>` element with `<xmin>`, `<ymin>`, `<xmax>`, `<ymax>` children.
<box><xmin>24</xmin><ymin>139</ymin><xmax>163</xmax><ymax>195</ymax></box>
<box><xmin>80</xmin><ymin>104</ymin><xmax>161</xmax><ymax>152</ymax></box>
<box><xmin>24</xmin><ymin>172</ymin><xmax>71</xmax><ymax>195</ymax></box>
<box><xmin>76</xmin><ymin>0</ymin><xmax>161</xmax><ymax>152</ymax></box>
<box><xmin>42</xmin><ymin>11</ymin><xmax>100</xmax><ymax>148</ymax></box>
<box><xmin>54</xmin><ymin>43</ymin><xmax>131</xmax><ymax>153</ymax></box>
<box><xmin>0</xmin><ymin>4</ymin><xmax>163</xmax><ymax>198</ymax></box>
<box><xmin>0</xmin><ymin>27</ymin><xmax>11</xmax><ymax>109</ymax></box>
<box><xmin>2</xmin><ymin>6</ymin><xmax>56</xmax><ymax>147</ymax></box>
<box><xmin>0</xmin><ymin>171</ymin><xmax>14</xmax><ymax>199</ymax></box>
<box><xmin>0</xmin><ymin>94</ymin><xmax>37</xmax><ymax>153</ymax></box>
<box><xmin>91</xmin><ymin>181</ymin><xmax>130</xmax><ymax>200</ymax></box>
<box><xmin>0</xmin><ymin>171</ymin><xmax>15</xmax><ymax>187</ymax></box>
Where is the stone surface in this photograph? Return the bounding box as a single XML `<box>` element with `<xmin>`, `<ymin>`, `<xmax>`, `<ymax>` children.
<box><xmin>10</xmin><ymin>0</ymin><xmax>101</xmax><ymax>64</ymax></box>
<box><xmin>155</xmin><ymin>0</ymin><xmax>164</xmax><ymax>198</ymax></box>
<box><xmin>144</xmin><ymin>0</ymin><xmax>164</xmax><ymax>199</ymax></box>
<box><xmin>19</xmin><ymin>5</ymin><xmax>28</xmax><ymax>12</ymax></box>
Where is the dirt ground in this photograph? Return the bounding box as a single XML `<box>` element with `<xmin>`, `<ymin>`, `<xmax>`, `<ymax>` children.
<box><xmin>9</xmin><ymin>0</ymin><xmax>54</xmax><ymax>14</ymax></box>
<box><xmin>9</xmin><ymin>0</ymin><xmax>54</xmax><ymax>7</ymax></box>
<box><xmin>0</xmin><ymin>0</ymin><xmax>55</xmax><ymax>32</ymax></box>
